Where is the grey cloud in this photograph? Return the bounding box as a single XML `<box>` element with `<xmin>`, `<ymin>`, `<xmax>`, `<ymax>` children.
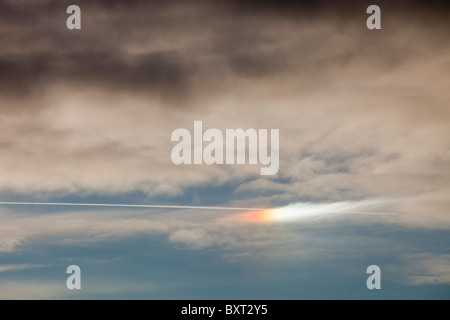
<box><xmin>0</xmin><ymin>0</ymin><xmax>449</xmax><ymax>229</ymax></box>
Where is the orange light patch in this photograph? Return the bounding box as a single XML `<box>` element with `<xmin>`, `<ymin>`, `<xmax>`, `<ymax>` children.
<box><xmin>246</xmin><ymin>209</ymin><xmax>277</xmax><ymax>222</ymax></box>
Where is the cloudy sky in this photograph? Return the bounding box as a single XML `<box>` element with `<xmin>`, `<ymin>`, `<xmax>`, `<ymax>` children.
<box><xmin>0</xmin><ymin>0</ymin><xmax>449</xmax><ymax>299</ymax></box>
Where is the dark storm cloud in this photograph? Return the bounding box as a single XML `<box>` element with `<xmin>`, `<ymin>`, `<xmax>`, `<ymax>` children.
<box><xmin>0</xmin><ymin>51</ymin><xmax>192</xmax><ymax>97</ymax></box>
<box><xmin>0</xmin><ymin>0</ymin><xmax>448</xmax><ymax>103</ymax></box>
<box><xmin>0</xmin><ymin>0</ymin><xmax>200</xmax><ymax>101</ymax></box>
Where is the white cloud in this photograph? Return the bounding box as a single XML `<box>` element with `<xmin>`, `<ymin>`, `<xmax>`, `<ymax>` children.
<box><xmin>169</xmin><ymin>228</ymin><xmax>213</xmax><ymax>249</ymax></box>
<box><xmin>0</xmin><ymin>264</ymin><xmax>46</xmax><ymax>273</ymax></box>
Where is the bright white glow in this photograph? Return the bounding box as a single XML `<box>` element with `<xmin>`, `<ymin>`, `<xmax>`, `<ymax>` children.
<box><xmin>247</xmin><ymin>200</ymin><xmax>396</xmax><ymax>222</ymax></box>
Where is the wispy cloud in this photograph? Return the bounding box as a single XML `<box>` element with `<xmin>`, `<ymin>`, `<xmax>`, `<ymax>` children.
<box><xmin>401</xmin><ymin>254</ymin><xmax>450</xmax><ymax>285</ymax></box>
<box><xmin>0</xmin><ymin>278</ymin><xmax>160</xmax><ymax>299</ymax></box>
<box><xmin>0</xmin><ymin>264</ymin><xmax>47</xmax><ymax>273</ymax></box>
<box><xmin>0</xmin><ymin>281</ymin><xmax>67</xmax><ymax>300</ymax></box>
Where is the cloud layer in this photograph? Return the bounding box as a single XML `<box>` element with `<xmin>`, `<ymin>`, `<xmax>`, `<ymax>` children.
<box><xmin>0</xmin><ymin>1</ymin><xmax>449</xmax><ymax>227</ymax></box>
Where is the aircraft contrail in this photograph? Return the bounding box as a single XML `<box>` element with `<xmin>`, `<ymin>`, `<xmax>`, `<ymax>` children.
<box><xmin>0</xmin><ymin>201</ymin><xmax>397</xmax><ymax>218</ymax></box>
<box><xmin>0</xmin><ymin>201</ymin><xmax>260</xmax><ymax>211</ymax></box>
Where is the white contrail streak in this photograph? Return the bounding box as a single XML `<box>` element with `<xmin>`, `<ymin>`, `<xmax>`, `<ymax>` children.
<box><xmin>0</xmin><ymin>201</ymin><xmax>259</xmax><ymax>211</ymax></box>
<box><xmin>257</xmin><ymin>200</ymin><xmax>397</xmax><ymax>221</ymax></box>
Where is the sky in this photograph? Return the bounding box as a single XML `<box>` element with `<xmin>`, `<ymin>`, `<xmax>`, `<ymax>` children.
<box><xmin>0</xmin><ymin>0</ymin><xmax>449</xmax><ymax>299</ymax></box>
